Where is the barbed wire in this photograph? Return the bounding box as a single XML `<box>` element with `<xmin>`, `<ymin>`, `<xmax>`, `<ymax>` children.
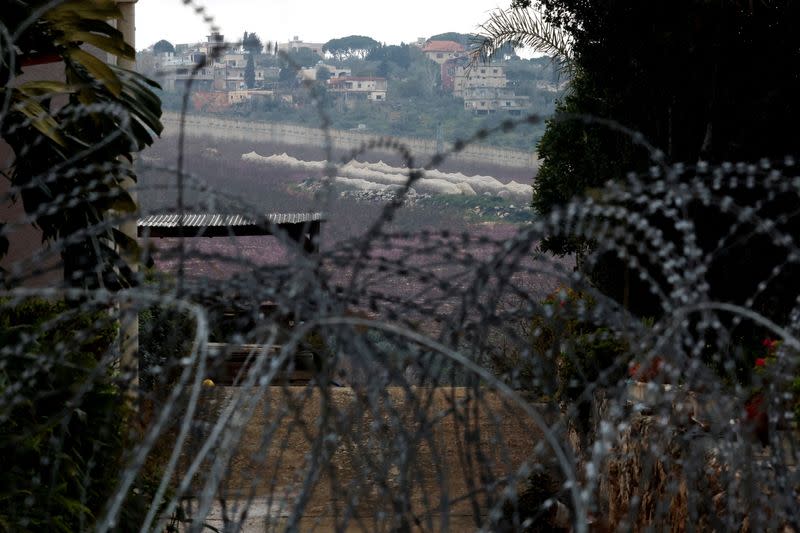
<box><xmin>2</xmin><ymin>1</ymin><xmax>800</xmax><ymax>532</ymax></box>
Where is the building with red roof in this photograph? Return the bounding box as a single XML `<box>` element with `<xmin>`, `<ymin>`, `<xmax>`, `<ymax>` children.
<box><xmin>422</xmin><ymin>40</ymin><xmax>466</xmax><ymax>64</ymax></box>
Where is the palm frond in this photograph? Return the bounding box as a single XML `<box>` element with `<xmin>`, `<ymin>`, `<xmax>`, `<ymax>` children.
<box><xmin>0</xmin><ymin>0</ymin><xmax>163</xmax><ymax>288</ymax></box>
<box><xmin>473</xmin><ymin>6</ymin><xmax>573</xmax><ymax>73</ymax></box>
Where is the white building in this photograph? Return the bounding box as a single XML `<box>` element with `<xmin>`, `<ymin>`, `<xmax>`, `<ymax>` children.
<box><xmin>463</xmin><ymin>87</ymin><xmax>529</xmax><ymax>115</ymax></box>
<box><xmin>328</xmin><ymin>76</ymin><xmax>388</xmax><ymax>105</ymax></box>
<box><xmin>298</xmin><ymin>62</ymin><xmax>351</xmax><ymax>81</ymax></box>
<box><xmin>277</xmin><ymin>36</ymin><xmax>325</xmax><ymax>56</ymax></box>
<box><xmin>453</xmin><ymin>64</ymin><xmax>508</xmax><ymax>97</ymax></box>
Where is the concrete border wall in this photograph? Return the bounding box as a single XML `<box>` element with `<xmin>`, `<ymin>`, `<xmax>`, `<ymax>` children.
<box><xmin>161</xmin><ymin>112</ymin><xmax>539</xmax><ymax>170</ymax></box>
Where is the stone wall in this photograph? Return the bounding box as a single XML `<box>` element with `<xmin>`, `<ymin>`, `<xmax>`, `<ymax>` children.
<box><xmin>161</xmin><ymin>111</ymin><xmax>540</xmax><ymax>170</ymax></box>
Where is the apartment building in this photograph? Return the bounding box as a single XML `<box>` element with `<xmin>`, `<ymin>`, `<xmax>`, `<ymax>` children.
<box><xmin>328</xmin><ymin>76</ymin><xmax>388</xmax><ymax>106</ymax></box>
<box><xmin>277</xmin><ymin>36</ymin><xmax>325</xmax><ymax>56</ymax></box>
<box><xmin>452</xmin><ymin>64</ymin><xmax>508</xmax><ymax>97</ymax></box>
<box><xmin>462</xmin><ymin>87</ymin><xmax>529</xmax><ymax>115</ymax></box>
<box><xmin>298</xmin><ymin>62</ymin><xmax>352</xmax><ymax>82</ymax></box>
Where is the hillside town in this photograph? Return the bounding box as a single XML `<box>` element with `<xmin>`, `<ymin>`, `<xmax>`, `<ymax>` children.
<box><xmin>136</xmin><ymin>32</ymin><xmax>556</xmax><ymax>116</ymax></box>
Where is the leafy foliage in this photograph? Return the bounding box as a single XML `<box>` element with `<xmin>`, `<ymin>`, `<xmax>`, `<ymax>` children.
<box><xmin>152</xmin><ymin>39</ymin><xmax>175</xmax><ymax>55</ymax></box>
<box><xmin>322</xmin><ymin>35</ymin><xmax>380</xmax><ymax>60</ymax></box>
<box><xmin>529</xmin><ymin>0</ymin><xmax>800</xmax><ymax>323</ymax></box>
<box><xmin>241</xmin><ymin>31</ymin><xmax>263</xmax><ymax>55</ymax></box>
<box><xmin>279</xmin><ymin>46</ymin><xmax>323</xmax><ymax>78</ymax></box>
<box><xmin>0</xmin><ymin>0</ymin><xmax>163</xmax><ymax>289</ymax></box>
<box><xmin>139</xmin><ymin>302</ymin><xmax>196</xmax><ymax>394</ymax></box>
<box><xmin>365</xmin><ymin>44</ymin><xmax>412</xmax><ymax>70</ymax></box>
<box><xmin>0</xmin><ymin>298</ymin><xmax>121</xmax><ymax>532</ymax></box>
<box><xmin>532</xmin><ymin>0</ymin><xmax>800</xmax><ymax>215</ymax></box>
<box><xmin>475</xmin><ymin>5</ymin><xmax>572</xmax><ymax>71</ymax></box>
<box><xmin>428</xmin><ymin>32</ymin><xmax>473</xmax><ymax>47</ymax></box>
<box><xmin>244</xmin><ymin>53</ymin><xmax>255</xmax><ymax>89</ymax></box>
<box><xmin>529</xmin><ymin>288</ymin><xmax>629</xmax><ymax>398</ymax></box>
<box><xmin>0</xmin><ymin>297</ymin><xmax>176</xmax><ymax>531</ymax></box>
<box><xmin>315</xmin><ymin>65</ymin><xmax>331</xmax><ymax>82</ymax></box>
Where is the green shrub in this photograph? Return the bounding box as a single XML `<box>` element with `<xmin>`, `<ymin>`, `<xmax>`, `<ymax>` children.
<box><xmin>489</xmin><ymin>287</ymin><xmax>631</xmax><ymax>405</ymax></box>
<box><xmin>0</xmin><ymin>298</ymin><xmax>123</xmax><ymax>532</ymax></box>
<box><xmin>525</xmin><ymin>288</ymin><xmax>630</xmax><ymax>402</ymax></box>
<box><xmin>0</xmin><ymin>297</ymin><xmax>179</xmax><ymax>531</ymax></box>
<box><xmin>556</xmin><ymin>326</ymin><xmax>629</xmax><ymax>403</ymax></box>
<box><xmin>139</xmin><ymin>304</ymin><xmax>196</xmax><ymax>393</ymax></box>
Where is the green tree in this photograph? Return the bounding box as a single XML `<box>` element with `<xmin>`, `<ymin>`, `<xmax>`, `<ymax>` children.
<box><xmin>279</xmin><ymin>63</ymin><xmax>297</xmax><ymax>84</ymax></box>
<box><xmin>0</xmin><ymin>2</ymin><xmax>165</xmax><ymax>527</ymax></box>
<box><xmin>284</xmin><ymin>46</ymin><xmax>322</xmax><ymax>68</ymax></box>
<box><xmin>392</xmin><ymin>66</ymin><xmax>435</xmax><ymax>98</ymax></box>
<box><xmin>428</xmin><ymin>32</ymin><xmax>473</xmax><ymax>47</ymax></box>
<box><xmin>366</xmin><ymin>44</ymin><xmax>412</xmax><ymax>70</ymax></box>
<box><xmin>376</xmin><ymin>59</ymin><xmax>390</xmax><ymax>78</ymax></box>
<box><xmin>316</xmin><ymin>65</ymin><xmax>331</xmax><ymax>82</ymax></box>
<box><xmin>0</xmin><ymin>298</ymin><xmax>126</xmax><ymax>531</ymax></box>
<box><xmin>244</xmin><ymin>52</ymin><xmax>256</xmax><ymax>88</ymax></box>
<box><xmin>278</xmin><ymin>47</ymin><xmax>322</xmax><ymax>85</ymax></box>
<box><xmin>485</xmin><ymin>0</ymin><xmax>800</xmax><ymax>322</ymax></box>
<box><xmin>504</xmin><ymin>57</ymin><xmax>556</xmax><ymax>84</ymax></box>
<box><xmin>322</xmin><ymin>35</ymin><xmax>380</xmax><ymax>60</ymax></box>
<box><xmin>0</xmin><ymin>0</ymin><xmax>162</xmax><ymax>289</ymax></box>
<box><xmin>152</xmin><ymin>39</ymin><xmax>174</xmax><ymax>55</ymax></box>
<box><xmin>242</xmin><ymin>31</ymin><xmax>263</xmax><ymax>55</ymax></box>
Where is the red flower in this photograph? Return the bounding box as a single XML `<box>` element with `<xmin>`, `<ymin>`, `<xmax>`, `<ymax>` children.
<box><xmin>628</xmin><ymin>357</ymin><xmax>663</xmax><ymax>382</ymax></box>
<box><xmin>762</xmin><ymin>338</ymin><xmax>778</xmax><ymax>349</ymax></box>
<box><xmin>755</xmin><ymin>358</ymin><xmax>767</xmax><ymax>367</ymax></box>
<box><xmin>745</xmin><ymin>393</ymin><xmax>769</xmax><ymax>446</ymax></box>
<box><xmin>746</xmin><ymin>393</ymin><xmax>765</xmax><ymax>420</ymax></box>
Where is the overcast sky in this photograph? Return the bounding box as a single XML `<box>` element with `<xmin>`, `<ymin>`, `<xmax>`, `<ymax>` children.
<box><xmin>136</xmin><ymin>0</ymin><xmax>506</xmax><ymax>51</ymax></box>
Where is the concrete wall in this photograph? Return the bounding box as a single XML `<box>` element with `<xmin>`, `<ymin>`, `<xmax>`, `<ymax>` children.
<box><xmin>190</xmin><ymin>386</ymin><xmax>550</xmax><ymax>530</ymax></box>
<box><xmin>161</xmin><ymin>112</ymin><xmax>540</xmax><ymax>170</ymax></box>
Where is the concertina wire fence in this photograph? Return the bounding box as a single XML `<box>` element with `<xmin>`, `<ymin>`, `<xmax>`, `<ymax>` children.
<box><xmin>2</xmin><ymin>2</ymin><xmax>800</xmax><ymax>531</ymax></box>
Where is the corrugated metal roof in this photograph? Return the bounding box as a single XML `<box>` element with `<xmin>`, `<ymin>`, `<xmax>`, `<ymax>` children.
<box><xmin>137</xmin><ymin>213</ymin><xmax>324</xmax><ymax>246</ymax></box>
<box><xmin>138</xmin><ymin>212</ymin><xmax>323</xmax><ymax>228</ymax></box>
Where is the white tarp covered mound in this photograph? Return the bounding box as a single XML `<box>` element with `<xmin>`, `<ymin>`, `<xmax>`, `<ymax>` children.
<box><xmin>505</xmin><ymin>180</ymin><xmax>531</xmax><ymax>197</ymax></box>
<box><xmin>346</xmin><ymin>159</ymin><xmax>509</xmax><ymax>196</ymax></box>
<box><xmin>243</xmin><ymin>152</ymin><xmax>528</xmax><ymax>199</ymax></box>
<box><xmin>242</xmin><ymin>151</ymin><xmax>326</xmax><ymax>170</ymax></box>
<box><xmin>334</xmin><ymin>177</ymin><xmax>401</xmax><ymax>192</ymax></box>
